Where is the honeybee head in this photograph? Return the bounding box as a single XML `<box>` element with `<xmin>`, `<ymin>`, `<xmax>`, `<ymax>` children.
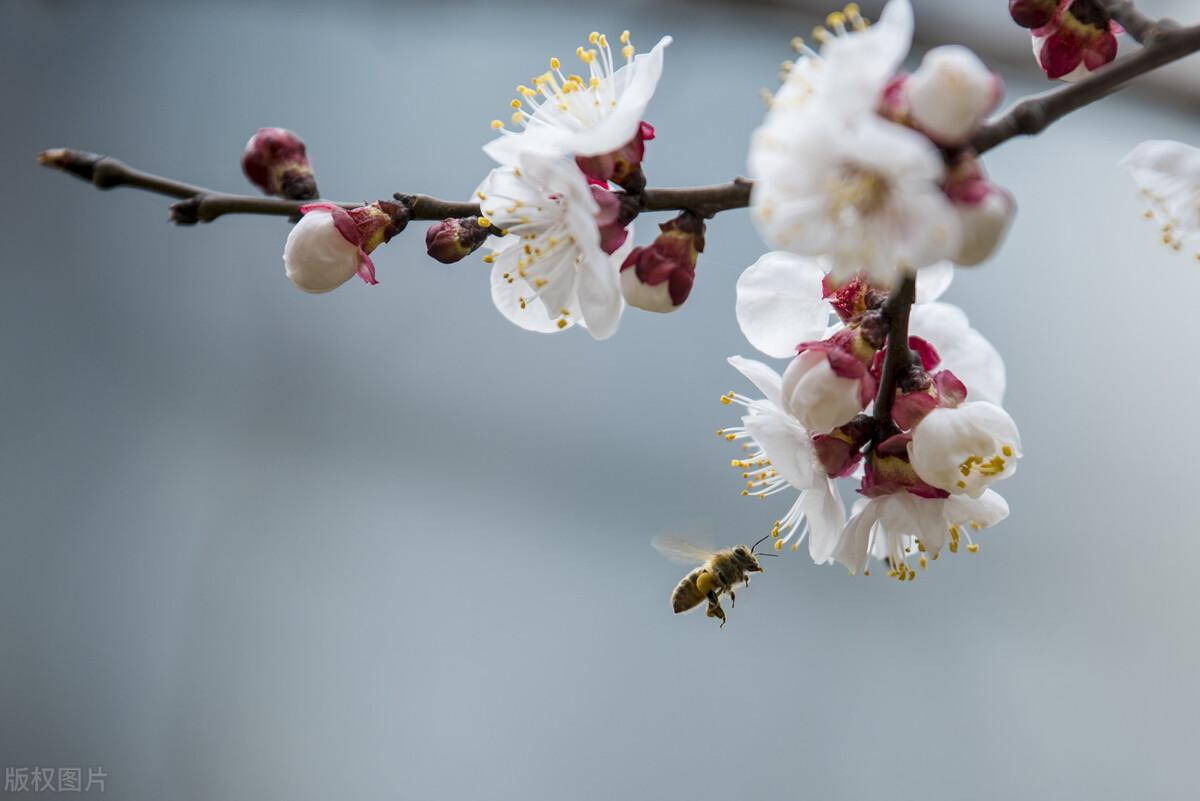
<box><xmin>734</xmin><ymin>542</ymin><xmax>766</xmax><ymax>572</ymax></box>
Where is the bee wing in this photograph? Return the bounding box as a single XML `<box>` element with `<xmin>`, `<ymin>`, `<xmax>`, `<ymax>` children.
<box><xmin>652</xmin><ymin>535</ymin><xmax>719</xmax><ymax>566</ymax></box>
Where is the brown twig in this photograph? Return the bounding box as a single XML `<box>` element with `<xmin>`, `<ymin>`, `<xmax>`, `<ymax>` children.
<box><xmin>1102</xmin><ymin>0</ymin><xmax>1177</xmax><ymax>45</ymax></box>
<box><xmin>870</xmin><ymin>274</ymin><xmax>917</xmax><ymax>433</ymax></box>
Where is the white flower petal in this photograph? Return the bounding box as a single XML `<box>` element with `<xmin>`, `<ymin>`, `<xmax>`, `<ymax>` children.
<box><xmin>908</xmin><ymin>301</ymin><xmax>1006</xmax><ymax>405</ymax></box>
<box><xmin>915</xmin><ymin>261</ymin><xmax>954</xmax><ymax>303</ymax></box>
<box><xmin>727</xmin><ymin>356</ymin><xmax>784</xmax><ymax>410</ymax></box>
<box><xmin>735</xmin><ymin>252</ymin><xmax>832</xmax><ymax>359</ymax></box>
<box><xmin>742</xmin><ymin>411</ymin><xmax>819</xmax><ymax>490</ymax></box>
<box><xmin>802</xmin><ymin>477</ymin><xmax>846</xmax><ymax>564</ymax></box>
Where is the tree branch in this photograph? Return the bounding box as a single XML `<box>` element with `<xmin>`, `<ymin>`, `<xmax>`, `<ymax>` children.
<box><xmin>870</xmin><ymin>274</ymin><xmax>917</xmax><ymax>434</ymax></box>
<box><xmin>1102</xmin><ymin>0</ymin><xmax>1175</xmax><ymax>45</ymax></box>
<box><xmin>970</xmin><ymin>20</ymin><xmax>1200</xmax><ymax>154</ymax></box>
<box><xmin>38</xmin><ymin>17</ymin><xmax>1200</xmax><ymax>228</ymax></box>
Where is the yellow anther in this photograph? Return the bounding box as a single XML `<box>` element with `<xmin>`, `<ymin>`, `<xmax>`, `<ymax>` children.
<box><xmin>720</xmin><ymin>396</ymin><xmax>732</xmax><ymax>405</ymax></box>
<box><xmin>556</xmin><ymin>318</ymin><xmax>567</xmax><ymax>329</ymax></box>
<box><xmin>533</xmin><ymin>278</ymin><xmax>547</xmax><ymax>288</ymax></box>
<box><xmin>863</xmin><ymin>570</ymin><xmax>870</xmax><ymax>577</ymax></box>
<box><xmin>919</xmin><ymin>556</ymin><xmax>928</xmax><ymax>570</ymax></box>
<box><xmin>511</xmin><ymin>99</ymin><xmax>522</xmax><ymax>109</ymax></box>
<box><xmin>550</xmin><ymin>57</ymin><xmax>560</xmax><ymax>69</ymax></box>
<box><xmin>517</xmin><ymin>85</ymin><xmax>534</xmax><ymax>96</ymax></box>
<box><xmin>588</xmin><ymin>31</ymin><xmax>599</xmax><ymax>44</ymax></box>
<box><xmin>958</xmin><ymin>480</ymin><xmax>967</xmax><ymax>489</ymax></box>
<box><xmin>598</xmin><ymin>33</ymin><xmax>608</xmax><ymax>47</ymax></box>
<box><xmin>949</xmin><ymin>541</ymin><xmax>959</xmax><ymax>554</ymax></box>
<box><xmin>620</xmin><ymin>30</ymin><xmax>630</xmax><ymax>44</ymax></box>
<box><xmin>741</xmin><ymin>490</ymin><xmax>750</xmax><ymax>496</ymax></box>
<box><xmin>826</xmin><ymin>11</ymin><xmax>846</xmax><ymax>27</ymax></box>
<box><xmin>482</xmin><ymin>254</ymin><xmax>495</xmax><ymax>264</ymax></box>
<box><xmin>622</xmin><ymin>45</ymin><xmax>634</xmax><ymax>60</ymax></box>
<box><xmin>844</xmin><ymin>2</ymin><xmax>860</xmax><ymax>15</ymax></box>
<box><xmin>812</xmin><ymin>26</ymin><xmax>829</xmax><ymax>43</ymax></box>
<box><xmin>967</xmin><ymin>543</ymin><xmax>980</xmax><ymax>553</ymax></box>
<box><xmin>477</xmin><ymin>216</ymin><xmax>491</xmax><ymax>228</ymax></box>
<box><xmin>717</xmin><ymin>429</ymin><xmax>725</xmax><ymax>437</ymax></box>
<box><xmin>490</xmin><ymin>120</ymin><xmax>503</xmax><ymax>130</ymax></box>
<box><xmin>511</xmin><ymin>111</ymin><xmax>525</xmax><ymax>124</ymax></box>
<box><xmin>726</xmin><ymin>433</ymin><xmax>737</xmax><ymax>441</ymax></box>
<box><xmin>774</xmin><ymin>539</ymin><xmax>783</xmax><ymax>551</ymax></box>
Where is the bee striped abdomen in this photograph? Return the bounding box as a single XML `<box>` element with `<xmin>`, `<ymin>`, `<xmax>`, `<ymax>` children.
<box><xmin>671</xmin><ymin>566</ymin><xmax>713</xmax><ymax>613</ymax></box>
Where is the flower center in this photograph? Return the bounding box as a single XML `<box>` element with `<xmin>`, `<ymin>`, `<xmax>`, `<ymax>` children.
<box><xmin>954</xmin><ymin>444</ymin><xmax>1014</xmax><ymax>490</ymax></box>
<box><xmin>826</xmin><ymin>166</ymin><xmax>892</xmax><ymax>222</ymax></box>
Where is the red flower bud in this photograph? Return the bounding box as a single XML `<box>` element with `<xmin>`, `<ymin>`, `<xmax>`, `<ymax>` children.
<box><xmin>425</xmin><ymin>217</ymin><xmax>490</xmax><ymax>264</ymax></box>
<box><xmin>619</xmin><ymin>211</ymin><xmax>704</xmax><ymax>313</ymax></box>
<box><xmin>242</xmin><ymin>127</ymin><xmax>318</xmax><ymax>200</ymax></box>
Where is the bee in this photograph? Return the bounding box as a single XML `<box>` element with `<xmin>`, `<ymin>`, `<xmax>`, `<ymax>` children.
<box><xmin>652</xmin><ymin>534</ymin><xmax>776</xmax><ymax>627</ymax></box>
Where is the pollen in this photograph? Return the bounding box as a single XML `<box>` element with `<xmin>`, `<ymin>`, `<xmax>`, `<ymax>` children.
<box><xmin>967</xmin><ymin>543</ymin><xmax>980</xmax><ymax>553</ymax></box>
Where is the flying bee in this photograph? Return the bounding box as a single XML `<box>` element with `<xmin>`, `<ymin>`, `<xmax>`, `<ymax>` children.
<box><xmin>652</xmin><ymin>534</ymin><xmax>776</xmax><ymax>628</ymax></box>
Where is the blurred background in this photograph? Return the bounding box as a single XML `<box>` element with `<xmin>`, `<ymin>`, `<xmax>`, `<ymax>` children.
<box><xmin>2</xmin><ymin>1</ymin><xmax>1198</xmax><ymax>799</ymax></box>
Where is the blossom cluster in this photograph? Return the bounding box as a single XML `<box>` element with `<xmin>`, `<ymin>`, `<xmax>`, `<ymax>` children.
<box><xmin>255</xmin><ymin>0</ymin><xmax>1200</xmax><ymax>582</ymax></box>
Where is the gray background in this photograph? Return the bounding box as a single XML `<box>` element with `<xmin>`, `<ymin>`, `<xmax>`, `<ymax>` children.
<box><xmin>2</xmin><ymin>1</ymin><xmax>1199</xmax><ymax>799</ymax></box>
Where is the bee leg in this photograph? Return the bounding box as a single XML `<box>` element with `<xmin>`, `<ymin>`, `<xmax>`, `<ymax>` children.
<box><xmin>704</xmin><ymin>591</ymin><xmax>726</xmax><ymax>627</ymax></box>
<box><xmin>729</xmin><ymin>589</ymin><xmax>736</xmax><ymax>609</ymax></box>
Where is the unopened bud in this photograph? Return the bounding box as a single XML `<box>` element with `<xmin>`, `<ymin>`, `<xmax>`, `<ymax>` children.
<box><xmin>425</xmin><ymin>217</ymin><xmax>490</xmax><ymax>264</ymax></box>
<box><xmin>1030</xmin><ymin>1</ymin><xmax>1117</xmax><ymax>81</ymax></box>
<box><xmin>905</xmin><ymin>46</ymin><xmax>1002</xmax><ymax>145</ymax></box>
<box><xmin>242</xmin><ymin>127</ymin><xmax>318</xmax><ymax>200</ymax></box>
<box><xmin>282</xmin><ymin>200</ymin><xmax>407</xmax><ymax>293</ymax></box>
<box><xmin>619</xmin><ymin>211</ymin><xmax>704</xmax><ymax>313</ymax></box>
<box><xmin>945</xmin><ymin>162</ymin><xmax>1015</xmax><ymax>266</ymax></box>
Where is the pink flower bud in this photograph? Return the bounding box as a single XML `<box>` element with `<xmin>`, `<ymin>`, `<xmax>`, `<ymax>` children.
<box><xmin>425</xmin><ymin>217</ymin><xmax>490</xmax><ymax>264</ymax></box>
<box><xmin>945</xmin><ymin>161</ymin><xmax>1016</xmax><ymax>266</ymax></box>
<box><xmin>575</xmin><ymin>122</ymin><xmax>656</xmax><ymax>193</ymax></box>
<box><xmin>282</xmin><ymin>201</ymin><xmax>407</xmax><ymax>293</ymax></box>
<box><xmin>619</xmin><ymin>211</ymin><xmax>704</xmax><ymax>313</ymax></box>
<box><xmin>1030</xmin><ymin>0</ymin><xmax>1117</xmax><ymax>81</ymax></box>
<box><xmin>903</xmin><ymin>46</ymin><xmax>1003</xmax><ymax>145</ymax></box>
<box><xmin>242</xmin><ymin>128</ymin><xmax>318</xmax><ymax>200</ymax></box>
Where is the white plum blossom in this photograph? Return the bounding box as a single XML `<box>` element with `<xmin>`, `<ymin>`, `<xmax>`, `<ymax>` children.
<box><xmin>720</xmin><ymin>356</ymin><xmax>846</xmax><ymax>561</ymax></box>
<box><xmin>902</xmin><ymin>45</ymin><xmax>1002</xmax><ymax>145</ymax></box>
<box><xmin>1120</xmin><ymin>140</ymin><xmax>1200</xmax><ymax>257</ymax></box>
<box><xmin>750</xmin><ymin>112</ymin><xmax>959</xmax><ymax>286</ymax></box>
<box><xmin>748</xmin><ymin>0</ymin><xmax>961</xmax><ymax>285</ymax></box>
<box><xmin>832</xmin><ymin>490</ymin><xmax>1010</xmax><ymax>578</ymax></box>
<box><xmin>478</xmin><ymin>151</ymin><xmax>631</xmax><ymax>339</ymax></box>
<box><xmin>909</xmin><ymin>402</ymin><xmax>1022</xmax><ymax>497</ymax></box>
<box><xmin>485</xmin><ymin>32</ymin><xmax>671</xmax><ymax>165</ymax></box>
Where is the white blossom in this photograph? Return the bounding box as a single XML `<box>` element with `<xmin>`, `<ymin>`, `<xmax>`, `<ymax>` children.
<box><xmin>485</xmin><ymin>32</ymin><xmax>671</xmax><ymax>164</ymax></box>
<box><xmin>909</xmin><ymin>402</ymin><xmax>1022</xmax><ymax>496</ymax></box>
<box><xmin>832</xmin><ymin>490</ymin><xmax>1010</xmax><ymax>578</ymax></box>
<box><xmin>720</xmin><ymin>356</ymin><xmax>845</xmax><ymax>561</ymax></box>
<box><xmin>748</xmin><ymin>0</ymin><xmax>960</xmax><ymax>285</ymax></box>
<box><xmin>478</xmin><ymin>151</ymin><xmax>630</xmax><ymax>338</ymax></box>
<box><xmin>1120</xmin><ymin>140</ymin><xmax>1200</xmax><ymax>256</ymax></box>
